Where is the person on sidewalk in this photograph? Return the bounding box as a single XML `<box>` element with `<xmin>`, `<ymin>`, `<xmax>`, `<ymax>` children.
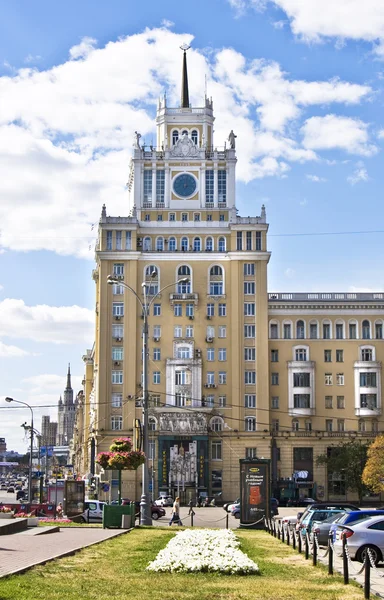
<box><xmin>188</xmin><ymin>499</ymin><xmax>195</xmax><ymax>516</ymax></box>
<box><xmin>169</xmin><ymin>496</ymin><xmax>183</xmax><ymax>526</ymax></box>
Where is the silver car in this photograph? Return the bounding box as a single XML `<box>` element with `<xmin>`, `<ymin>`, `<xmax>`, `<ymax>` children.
<box><xmin>334</xmin><ymin>515</ymin><xmax>384</xmax><ymax>565</ymax></box>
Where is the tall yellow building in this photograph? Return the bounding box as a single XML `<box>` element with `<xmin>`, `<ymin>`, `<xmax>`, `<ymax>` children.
<box><xmin>75</xmin><ymin>49</ymin><xmax>384</xmax><ymax>504</ymax></box>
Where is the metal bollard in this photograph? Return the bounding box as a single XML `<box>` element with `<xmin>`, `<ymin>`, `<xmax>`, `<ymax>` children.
<box><xmin>281</xmin><ymin>523</ymin><xmax>285</xmax><ymax>543</ymax></box>
<box><xmin>191</xmin><ymin>511</ymin><xmax>194</xmax><ymax>527</ymax></box>
<box><xmin>297</xmin><ymin>530</ymin><xmax>302</xmax><ymax>554</ymax></box>
<box><xmin>312</xmin><ymin>534</ymin><xmax>317</xmax><ymax>566</ymax></box>
<box><xmin>328</xmin><ymin>531</ymin><xmax>333</xmax><ymax>576</ymax></box>
<box><xmin>292</xmin><ymin>528</ymin><xmax>296</xmax><ymax>550</ymax></box>
<box><xmin>277</xmin><ymin>523</ymin><xmax>281</xmax><ymax>540</ymax></box>
<box><xmin>273</xmin><ymin>520</ymin><xmax>277</xmax><ymax>538</ymax></box>
<box><xmin>364</xmin><ymin>551</ymin><xmax>370</xmax><ymax>599</ymax></box>
<box><xmin>286</xmin><ymin>525</ymin><xmax>290</xmax><ymax>546</ymax></box>
<box><xmin>226</xmin><ymin>513</ymin><xmax>229</xmax><ymax>529</ymax></box>
<box><xmin>305</xmin><ymin>533</ymin><xmax>309</xmax><ymax>559</ymax></box>
<box><xmin>342</xmin><ymin>532</ymin><xmax>349</xmax><ymax>585</ymax></box>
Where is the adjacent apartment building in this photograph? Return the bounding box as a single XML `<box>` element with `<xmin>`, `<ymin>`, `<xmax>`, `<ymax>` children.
<box><xmin>73</xmin><ymin>49</ymin><xmax>384</xmax><ymax>504</ymax></box>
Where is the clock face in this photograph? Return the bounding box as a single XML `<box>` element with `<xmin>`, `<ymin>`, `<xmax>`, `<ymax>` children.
<box><xmin>173</xmin><ymin>173</ymin><xmax>197</xmax><ymax>198</ymax></box>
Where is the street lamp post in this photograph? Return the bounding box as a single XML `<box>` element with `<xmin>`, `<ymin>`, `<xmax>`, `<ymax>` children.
<box><xmin>5</xmin><ymin>397</ymin><xmax>34</xmax><ymax>504</ymax></box>
<box><xmin>107</xmin><ymin>273</ymin><xmax>189</xmax><ymax>526</ymax></box>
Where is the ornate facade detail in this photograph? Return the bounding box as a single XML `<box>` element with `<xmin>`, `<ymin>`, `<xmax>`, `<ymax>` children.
<box><xmin>156</xmin><ymin>412</ymin><xmax>208</xmax><ymax>434</ymax></box>
<box><xmin>170</xmin><ymin>135</ymin><xmax>200</xmax><ymax>158</ymax></box>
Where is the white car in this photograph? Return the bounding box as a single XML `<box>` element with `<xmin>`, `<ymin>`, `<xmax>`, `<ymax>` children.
<box><xmin>334</xmin><ymin>515</ymin><xmax>384</xmax><ymax>565</ymax></box>
<box><xmin>154</xmin><ymin>496</ymin><xmax>173</xmax><ymax>507</ymax></box>
<box><xmin>281</xmin><ymin>515</ymin><xmax>298</xmax><ymax>529</ymax></box>
<box><xmin>82</xmin><ymin>500</ymin><xmax>107</xmax><ymax>522</ymax></box>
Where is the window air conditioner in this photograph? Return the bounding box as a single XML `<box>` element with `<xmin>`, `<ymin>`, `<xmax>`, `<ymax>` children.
<box><xmin>115</xmin><ymin>316</ymin><xmax>121</xmax><ymax>320</ymax></box>
<box><xmin>206</xmin><ymin>315</ymin><xmax>212</xmax><ymax>320</ymax></box>
<box><xmin>115</xmin><ymin>337</ymin><xmax>122</xmax><ymax>342</ymax></box>
<box><xmin>114</xmin><ymin>361</ymin><xmax>121</xmax><ymax>366</ymax></box>
<box><xmin>206</xmin><ymin>337</ymin><xmax>213</xmax><ymax>343</ymax></box>
<box><xmin>154</xmin><ymin>337</ymin><xmax>160</xmax><ymax>342</ymax></box>
<box><xmin>189</xmin><ymin>316</ymin><xmax>194</xmax><ymax>320</ymax></box>
<box><xmin>204</xmin><ymin>384</ymin><xmax>209</xmax><ymax>388</ymax></box>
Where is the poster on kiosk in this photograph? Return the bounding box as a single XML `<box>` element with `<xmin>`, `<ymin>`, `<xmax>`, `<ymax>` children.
<box><xmin>240</xmin><ymin>459</ymin><xmax>271</xmax><ymax>529</ymax></box>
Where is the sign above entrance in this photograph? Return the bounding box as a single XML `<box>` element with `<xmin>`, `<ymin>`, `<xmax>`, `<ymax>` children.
<box><xmin>155</xmin><ymin>412</ymin><xmax>207</xmax><ymax>434</ymax></box>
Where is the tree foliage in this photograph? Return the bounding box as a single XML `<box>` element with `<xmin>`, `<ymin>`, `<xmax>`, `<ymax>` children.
<box><xmin>362</xmin><ymin>435</ymin><xmax>384</xmax><ymax>494</ymax></box>
<box><xmin>316</xmin><ymin>439</ymin><xmax>369</xmax><ymax>503</ymax></box>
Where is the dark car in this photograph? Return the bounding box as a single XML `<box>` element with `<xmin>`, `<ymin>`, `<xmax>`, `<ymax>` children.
<box><xmin>6</xmin><ymin>487</ymin><xmax>14</xmax><ymax>493</ymax></box>
<box><xmin>296</xmin><ymin>502</ymin><xmax>359</xmax><ymax>525</ymax></box>
<box><xmin>231</xmin><ymin>498</ymin><xmax>279</xmax><ymax>519</ymax></box>
<box><xmin>134</xmin><ymin>501</ymin><xmax>166</xmax><ymax>520</ymax></box>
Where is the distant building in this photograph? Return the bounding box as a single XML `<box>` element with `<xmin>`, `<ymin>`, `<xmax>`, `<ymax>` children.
<box><xmin>57</xmin><ymin>364</ymin><xmax>77</xmax><ymax>446</ymax></box>
<box><xmin>0</xmin><ymin>438</ymin><xmax>6</xmax><ymax>460</ymax></box>
<box><xmin>41</xmin><ymin>416</ymin><xmax>58</xmax><ymax>448</ymax></box>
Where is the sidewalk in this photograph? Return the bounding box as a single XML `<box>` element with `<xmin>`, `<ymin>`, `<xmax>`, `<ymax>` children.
<box><xmin>0</xmin><ymin>528</ymin><xmax>129</xmax><ymax>578</ymax></box>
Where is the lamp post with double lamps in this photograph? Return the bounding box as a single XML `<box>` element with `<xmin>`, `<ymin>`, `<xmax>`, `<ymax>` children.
<box><xmin>5</xmin><ymin>397</ymin><xmax>34</xmax><ymax>504</ymax></box>
<box><xmin>107</xmin><ymin>273</ymin><xmax>190</xmax><ymax>525</ymax></box>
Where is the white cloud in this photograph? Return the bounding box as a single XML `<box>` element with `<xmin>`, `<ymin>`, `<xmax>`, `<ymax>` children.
<box><xmin>22</xmin><ymin>373</ymin><xmax>83</xmax><ymax>394</ymax></box>
<box><xmin>0</xmin><ymin>341</ymin><xmax>29</xmax><ymax>357</ymax></box>
<box><xmin>0</xmin><ymin>299</ymin><xmax>94</xmax><ymax>344</ymax></box>
<box><xmin>69</xmin><ymin>37</ymin><xmax>97</xmax><ymax>60</ymax></box>
<box><xmin>301</xmin><ymin>115</ymin><xmax>377</xmax><ymax>156</ymax></box>
<box><xmin>347</xmin><ymin>162</ymin><xmax>369</xmax><ymax>185</ymax></box>
<box><xmin>349</xmin><ymin>286</ymin><xmax>381</xmax><ymax>292</ymax></box>
<box><xmin>24</xmin><ymin>54</ymin><xmax>41</xmax><ymax>64</ymax></box>
<box><xmin>272</xmin><ymin>20</ymin><xmax>286</xmax><ymax>30</ymax></box>
<box><xmin>284</xmin><ymin>267</ymin><xmax>296</xmax><ymax>278</ymax></box>
<box><xmin>306</xmin><ymin>174</ymin><xmax>327</xmax><ymax>182</ymax></box>
<box><xmin>161</xmin><ymin>19</ymin><xmax>174</xmax><ymax>28</ymax></box>
<box><xmin>378</xmin><ymin>129</ymin><xmax>384</xmax><ymax>138</ymax></box>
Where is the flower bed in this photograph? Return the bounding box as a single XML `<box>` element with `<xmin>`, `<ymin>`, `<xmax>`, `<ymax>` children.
<box><xmin>146</xmin><ymin>529</ymin><xmax>259</xmax><ymax>575</ymax></box>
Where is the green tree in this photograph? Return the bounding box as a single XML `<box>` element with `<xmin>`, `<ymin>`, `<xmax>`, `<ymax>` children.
<box><xmin>362</xmin><ymin>435</ymin><xmax>384</xmax><ymax>494</ymax></box>
<box><xmin>316</xmin><ymin>439</ymin><xmax>369</xmax><ymax>504</ymax></box>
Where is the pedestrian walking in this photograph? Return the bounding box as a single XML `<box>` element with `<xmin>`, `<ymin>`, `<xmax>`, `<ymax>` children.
<box><xmin>188</xmin><ymin>498</ymin><xmax>195</xmax><ymax>516</ymax></box>
<box><xmin>169</xmin><ymin>496</ymin><xmax>183</xmax><ymax>526</ymax></box>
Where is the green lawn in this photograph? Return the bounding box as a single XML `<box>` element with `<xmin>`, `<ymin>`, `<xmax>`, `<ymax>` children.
<box><xmin>0</xmin><ymin>528</ymin><xmax>362</xmax><ymax>600</ymax></box>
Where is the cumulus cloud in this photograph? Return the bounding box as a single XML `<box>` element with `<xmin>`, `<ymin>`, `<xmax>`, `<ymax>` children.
<box><xmin>0</xmin><ymin>299</ymin><xmax>94</xmax><ymax>344</ymax></box>
<box><xmin>301</xmin><ymin>115</ymin><xmax>377</xmax><ymax>156</ymax></box>
<box><xmin>0</xmin><ymin>28</ymin><xmax>374</xmax><ymax>256</ymax></box>
<box><xmin>347</xmin><ymin>162</ymin><xmax>369</xmax><ymax>185</ymax></box>
<box><xmin>306</xmin><ymin>174</ymin><xmax>327</xmax><ymax>182</ymax></box>
<box><xmin>0</xmin><ymin>341</ymin><xmax>29</xmax><ymax>357</ymax></box>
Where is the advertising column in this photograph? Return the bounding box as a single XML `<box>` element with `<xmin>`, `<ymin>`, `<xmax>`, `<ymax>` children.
<box><xmin>240</xmin><ymin>459</ymin><xmax>271</xmax><ymax>529</ymax></box>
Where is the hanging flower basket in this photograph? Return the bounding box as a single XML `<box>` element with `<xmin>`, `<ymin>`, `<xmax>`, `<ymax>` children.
<box><xmin>110</xmin><ymin>437</ymin><xmax>133</xmax><ymax>453</ymax></box>
<box><xmin>96</xmin><ymin>439</ymin><xmax>145</xmax><ymax>471</ymax></box>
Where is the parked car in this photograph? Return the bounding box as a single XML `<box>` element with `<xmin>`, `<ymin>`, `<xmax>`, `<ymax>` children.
<box><xmin>296</xmin><ymin>502</ymin><xmax>359</xmax><ymax>527</ymax></box>
<box><xmin>329</xmin><ymin>510</ymin><xmax>384</xmax><ymax>544</ymax></box>
<box><xmin>134</xmin><ymin>502</ymin><xmax>166</xmax><ymax>520</ymax></box>
<box><xmin>153</xmin><ymin>496</ymin><xmax>173</xmax><ymax>507</ymax></box>
<box><xmin>334</xmin><ymin>515</ymin><xmax>384</xmax><ymax>565</ymax></box>
<box><xmin>287</xmin><ymin>497</ymin><xmax>317</xmax><ymax>507</ymax></box>
<box><xmin>310</xmin><ymin>513</ymin><xmax>347</xmax><ymax>545</ymax></box>
<box><xmin>223</xmin><ymin>498</ymin><xmax>240</xmax><ymax>512</ymax></box>
<box><xmin>82</xmin><ymin>500</ymin><xmax>107</xmax><ymax>522</ymax></box>
<box><xmin>6</xmin><ymin>487</ymin><xmax>14</xmax><ymax>493</ymax></box>
<box><xmin>231</xmin><ymin>498</ymin><xmax>279</xmax><ymax>520</ymax></box>
<box><xmin>299</xmin><ymin>509</ymin><xmax>348</xmax><ymax>538</ymax></box>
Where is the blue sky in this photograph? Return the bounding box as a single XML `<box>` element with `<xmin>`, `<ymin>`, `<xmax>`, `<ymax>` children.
<box><xmin>1</xmin><ymin>0</ymin><xmax>384</xmax><ymax>452</ymax></box>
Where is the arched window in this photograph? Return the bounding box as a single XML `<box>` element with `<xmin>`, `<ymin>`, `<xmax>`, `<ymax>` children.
<box><xmin>305</xmin><ymin>419</ymin><xmax>312</xmax><ymax>432</ymax></box>
<box><xmin>172</xmin><ymin>130</ymin><xmax>179</xmax><ymax>146</ymax></box>
<box><xmin>362</xmin><ymin>320</ymin><xmax>371</xmax><ymax>340</ymax></box>
<box><xmin>156</xmin><ymin>237</ymin><xmax>164</xmax><ymax>251</ymax></box>
<box><xmin>176</xmin><ymin>345</ymin><xmax>192</xmax><ymax>359</ymax></box>
<box><xmin>218</xmin><ymin>237</ymin><xmax>226</xmax><ymax>252</ymax></box>
<box><xmin>149</xmin><ymin>417</ymin><xmax>157</xmax><ymax>431</ymax></box>
<box><xmin>205</xmin><ymin>237</ymin><xmax>213</xmax><ymax>252</ymax></box>
<box><xmin>181</xmin><ymin>237</ymin><xmax>189</xmax><ymax>252</ymax></box>
<box><xmin>193</xmin><ymin>237</ymin><xmax>201</xmax><ymax>252</ymax></box>
<box><xmin>245</xmin><ymin>417</ymin><xmax>256</xmax><ymax>432</ymax></box>
<box><xmin>145</xmin><ymin>265</ymin><xmax>159</xmax><ymax>295</ymax></box>
<box><xmin>209</xmin><ymin>265</ymin><xmax>224</xmax><ymax>296</ymax></box>
<box><xmin>210</xmin><ymin>416</ymin><xmax>224</xmax><ymax>432</ymax></box>
<box><xmin>168</xmin><ymin>237</ymin><xmax>176</xmax><ymax>252</ymax></box>
<box><xmin>296</xmin><ymin>320</ymin><xmax>305</xmax><ymax>339</ymax></box>
<box><xmin>292</xmin><ymin>419</ymin><xmax>299</xmax><ymax>431</ymax></box>
<box><xmin>182</xmin><ymin>129</ymin><xmax>188</xmax><ymax>136</ymax></box>
<box><xmin>191</xmin><ymin>130</ymin><xmax>198</xmax><ymax>145</ymax></box>
<box><xmin>177</xmin><ymin>265</ymin><xmax>191</xmax><ymax>293</ymax></box>
<box><xmin>143</xmin><ymin>237</ymin><xmax>151</xmax><ymax>252</ymax></box>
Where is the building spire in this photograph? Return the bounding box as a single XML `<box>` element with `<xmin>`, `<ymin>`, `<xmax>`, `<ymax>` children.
<box><xmin>66</xmin><ymin>363</ymin><xmax>72</xmax><ymax>390</ymax></box>
<box><xmin>180</xmin><ymin>44</ymin><xmax>190</xmax><ymax>109</ymax></box>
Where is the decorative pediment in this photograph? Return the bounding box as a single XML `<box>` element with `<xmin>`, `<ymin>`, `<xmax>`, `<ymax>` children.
<box><xmin>157</xmin><ymin>412</ymin><xmax>207</xmax><ymax>433</ymax></box>
<box><xmin>170</xmin><ymin>135</ymin><xmax>199</xmax><ymax>158</ymax></box>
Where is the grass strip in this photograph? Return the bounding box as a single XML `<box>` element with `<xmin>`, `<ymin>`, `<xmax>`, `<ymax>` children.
<box><xmin>0</xmin><ymin>528</ymin><xmax>363</xmax><ymax>600</ymax></box>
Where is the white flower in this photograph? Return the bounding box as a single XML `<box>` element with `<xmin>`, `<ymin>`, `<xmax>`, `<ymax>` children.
<box><xmin>146</xmin><ymin>529</ymin><xmax>259</xmax><ymax>574</ymax></box>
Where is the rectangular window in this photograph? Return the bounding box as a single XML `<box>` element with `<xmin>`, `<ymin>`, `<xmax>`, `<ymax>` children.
<box><xmin>207</xmin><ymin>214</ymin><xmax>212</xmax><ymax>221</ymax></box>
<box><xmin>271</xmin><ymin>349</ymin><xmax>279</xmax><ymax>362</ymax></box>
<box><xmin>245</xmin><ymin>394</ymin><xmax>256</xmax><ymax>408</ymax></box>
<box><xmin>376</xmin><ymin>322</ymin><xmax>383</xmax><ymax>339</ymax></box>
<box><xmin>237</xmin><ymin>231</ymin><xmax>243</xmax><ymax>251</ymax></box>
<box><xmin>283</xmin><ymin>324</ymin><xmax>291</xmax><ymax>339</ymax></box>
<box><xmin>169</xmin><ymin>213</ymin><xmax>175</xmax><ymax>221</ymax></box>
<box><xmin>246</xmin><ymin>447</ymin><xmax>258</xmax><ymax>459</ymax></box>
<box><xmin>323</xmin><ymin>323</ymin><xmax>331</xmax><ymax>339</ymax></box>
<box><xmin>174</xmin><ymin>304</ymin><xmax>182</xmax><ymax>317</ymax></box>
<box><xmin>244</xmin><ymin>371</ymin><xmax>256</xmax><ymax>385</ymax></box>
<box><xmin>182</xmin><ymin>213</ymin><xmax>188</xmax><ymax>222</ymax></box>
<box><xmin>293</xmin><ymin>394</ymin><xmax>310</xmax><ymax>408</ymax></box>
<box><xmin>113</xmin><ymin>263</ymin><xmax>124</xmax><ymax>276</ymax></box>
<box><xmin>271</xmin><ymin>372</ymin><xmax>279</xmax><ymax>385</ymax></box>
<box><xmin>218</xmin><ymin>303</ymin><xmax>227</xmax><ymax>316</ymax></box>
<box><xmin>310</xmin><ymin>323</ymin><xmax>318</xmax><ymax>339</ymax></box>
<box><xmin>295</xmin><ymin>348</ymin><xmax>307</xmax><ymax>361</ymax></box>
<box><xmin>153</xmin><ymin>303</ymin><xmax>161</xmax><ymax>316</ymax></box>
<box><xmin>157</xmin><ymin>214</ymin><xmax>163</xmax><ymax>221</ymax></box>
<box><xmin>115</xmin><ymin>231</ymin><xmax>122</xmax><ymax>250</ymax></box>
<box><xmin>219</xmin><ymin>214</ymin><xmax>225</xmax><ymax>221</ymax></box>
<box><xmin>186</xmin><ymin>325</ymin><xmax>194</xmax><ymax>338</ymax></box>
<box><xmin>205</xmin><ymin>170</ymin><xmax>214</xmax><ymax>203</ymax></box>
<box><xmin>153</xmin><ymin>371</ymin><xmax>160</xmax><ymax>384</ymax></box>
<box><xmin>293</xmin><ymin>373</ymin><xmax>310</xmax><ymax>387</ymax></box>
<box><xmin>337</xmin><ymin>419</ymin><xmax>345</xmax><ymax>432</ymax></box>
<box><xmin>106</xmin><ymin>231</ymin><xmax>113</xmax><ymax>250</ymax></box>
<box><xmin>113</xmin><ymin>284</ymin><xmax>124</xmax><ymax>295</ymax></box>
<box><xmin>218</xmin><ymin>371</ymin><xmax>227</xmax><ymax>384</ymax></box>
<box><xmin>324</xmin><ymin>350</ymin><xmax>332</xmax><ymax>362</ymax></box>
<box><xmin>204</xmin><ymin>395</ymin><xmax>214</xmax><ymax>408</ymax></box>
<box><xmin>244</xmin><ymin>303</ymin><xmax>255</xmax><ymax>316</ymax></box>
<box><xmin>218</xmin><ymin>326</ymin><xmax>227</xmax><ymax>338</ymax></box>
<box><xmin>360</xmin><ymin>394</ymin><xmax>377</xmax><ymax>408</ymax></box>
<box><xmin>211</xmin><ymin>440</ymin><xmax>222</xmax><ymax>460</ymax></box>
<box><xmin>336</xmin><ymin>373</ymin><xmax>344</xmax><ymax>385</ymax></box>
<box><xmin>336</xmin><ymin>323</ymin><xmax>344</xmax><ymax>339</ymax></box>
<box><xmin>325</xmin><ymin>396</ymin><xmax>333</xmax><ymax>409</ymax></box>
<box><xmin>111</xmin><ymin>393</ymin><xmax>122</xmax><ymax>408</ymax></box>
<box><xmin>218</xmin><ymin>169</ymin><xmax>227</xmax><ymax>203</ymax></box>
<box><xmin>246</xmin><ymin>231</ymin><xmax>252</xmax><ymax>250</ymax></box>
<box><xmin>255</xmin><ymin>231</ymin><xmax>261</xmax><ymax>251</ymax></box>
<box><xmin>336</xmin><ymin>349</ymin><xmax>344</xmax><ymax>362</ymax></box>
<box><xmin>112</xmin><ymin>325</ymin><xmax>123</xmax><ymax>339</ymax></box>
<box><xmin>272</xmin><ymin>419</ymin><xmax>279</xmax><ymax>432</ymax></box>
<box><xmin>245</xmin><ymin>347</ymin><xmax>256</xmax><ymax>361</ymax></box>
<box><xmin>325</xmin><ymin>373</ymin><xmax>333</xmax><ymax>385</ymax></box>
<box><xmin>349</xmin><ymin>323</ymin><xmax>357</xmax><ymax>339</ymax></box>
<box><xmin>153</xmin><ymin>348</ymin><xmax>161</xmax><ymax>361</ymax></box>
<box><xmin>207</xmin><ymin>303</ymin><xmax>215</xmax><ymax>317</ymax></box>
<box><xmin>361</xmin><ymin>348</ymin><xmax>373</xmax><ymax>361</ymax></box>
<box><xmin>156</xmin><ymin>170</ymin><xmax>165</xmax><ymax>202</ymax></box>
<box><xmin>186</xmin><ymin>303</ymin><xmax>194</xmax><ymax>317</ymax></box>
<box><xmin>218</xmin><ymin>395</ymin><xmax>226</xmax><ymax>408</ymax></box>
<box><xmin>270</xmin><ymin>323</ymin><xmax>278</xmax><ymax>339</ymax></box>
<box><xmin>111</xmin><ymin>415</ymin><xmax>123</xmax><ymax>431</ymax></box>
<box><xmin>194</xmin><ymin>213</ymin><xmax>200</xmax><ymax>222</ymax></box>
<box><xmin>243</xmin><ymin>263</ymin><xmax>255</xmax><ymax>276</ymax></box>
<box><xmin>244</xmin><ymin>325</ymin><xmax>255</xmax><ymax>338</ymax></box>
<box><xmin>174</xmin><ymin>326</ymin><xmax>182</xmax><ymax>338</ymax></box>
<box><xmin>326</xmin><ymin>419</ymin><xmax>333</xmax><ymax>432</ymax></box>
<box><xmin>125</xmin><ymin>231</ymin><xmax>131</xmax><ymax>250</ymax></box>
<box><xmin>207</xmin><ymin>372</ymin><xmax>215</xmax><ymax>385</ymax></box>
<box><xmin>206</xmin><ymin>326</ymin><xmax>215</xmax><ymax>339</ymax></box>
<box><xmin>360</xmin><ymin>372</ymin><xmax>377</xmax><ymax>387</ymax></box>
<box><xmin>337</xmin><ymin>396</ymin><xmax>345</xmax><ymax>409</ymax></box>
<box><xmin>112</xmin><ymin>347</ymin><xmax>123</xmax><ymax>360</ymax></box>
<box><xmin>244</xmin><ymin>282</ymin><xmax>255</xmax><ymax>295</ymax></box>
<box><xmin>112</xmin><ymin>370</ymin><xmax>123</xmax><ymax>384</ymax></box>
<box><xmin>207</xmin><ymin>348</ymin><xmax>215</xmax><ymax>361</ymax></box>
<box><xmin>153</xmin><ymin>325</ymin><xmax>161</xmax><ymax>339</ymax></box>
<box><xmin>245</xmin><ymin>417</ymin><xmax>256</xmax><ymax>432</ymax></box>
<box><xmin>218</xmin><ymin>348</ymin><xmax>227</xmax><ymax>361</ymax></box>
<box><xmin>271</xmin><ymin>396</ymin><xmax>279</xmax><ymax>409</ymax></box>
<box><xmin>143</xmin><ymin>170</ymin><xmax>152</xmax><ymax>202</ymax></box>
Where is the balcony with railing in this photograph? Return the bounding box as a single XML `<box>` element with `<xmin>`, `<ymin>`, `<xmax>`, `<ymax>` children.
<box><xmin>268</xmin><ymin>292</ymin><xmax>384</xmax><ymax>302</ymax></box>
